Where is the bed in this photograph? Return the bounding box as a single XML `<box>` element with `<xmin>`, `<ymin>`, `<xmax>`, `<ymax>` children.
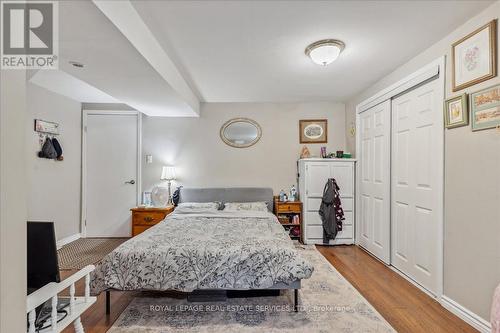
<box><xmin>90</xmin><ymin>187</ymin><xmax>314</xmax><ymax>312</ymax></box>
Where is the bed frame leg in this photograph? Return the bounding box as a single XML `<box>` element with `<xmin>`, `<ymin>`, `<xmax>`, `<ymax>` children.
<box><xmin>106</xmin><ymin>290</ymin><xmax>110</xmax><ymax>315</ymax></box>
<box><xmin>294</xmin><ymin>289</ymin><xmax>298</xmax><ymax>312</ymax></box>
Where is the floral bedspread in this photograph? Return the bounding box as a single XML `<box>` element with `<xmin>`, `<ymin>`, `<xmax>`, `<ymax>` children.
<box><xmin>90</xmin><ymin>210</ymin><xmax>314</xmax><ymax>294</ymax></box>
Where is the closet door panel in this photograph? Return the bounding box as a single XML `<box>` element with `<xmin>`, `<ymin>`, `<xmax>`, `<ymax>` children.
<box><xmin>359</xmin><ymin>111</ymin><xmax>373</xmax><ymax>249</ymax></box>
<box><xmin>392</xmin><ymin>202</ymin><xmax>410</xmax><ymax>266</ymax></box>
<box><xmin>414</xmin><ymin>207</ymin><xmax>434</xmax><ymax>276</ymax></box>
<box><xmin>360</xmin><ymin>194</ymin><xmax>371</xmax><ymax>244</ymax></box>
<box><xmin>357</xmin><ymin>100</ymin><xmax>391</xmax><ymax>264</ymax></box>
<box><xmin>391</xmin><ymin>78</ymin><xmax>442</xmax><ymax>295</ymax></box>
<box><xmin>372</xmin><ymin>197</ymin><xmax>385</xmax><ymax>248</ymax></box>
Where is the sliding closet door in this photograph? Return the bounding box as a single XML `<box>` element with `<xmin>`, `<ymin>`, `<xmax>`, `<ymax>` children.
<box><xmin>391</xmin><ymin>78</ymin><xmax>443</xmax><ymax>295</ymax></box>
<box><xmin>358</xmin><ymin>100</ymin><xmax>391</xmax><ymax>264</ymax></box>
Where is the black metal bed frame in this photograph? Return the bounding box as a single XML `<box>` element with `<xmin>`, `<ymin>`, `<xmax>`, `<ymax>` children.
<box><xmin>105</xmin><ymin>288</ymin><xmax>299</xmax><ymax>314</ymax></box>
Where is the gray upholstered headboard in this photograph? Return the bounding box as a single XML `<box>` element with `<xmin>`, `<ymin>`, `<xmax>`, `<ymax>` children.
<box><xmin>178</xmin><ymin>187</ymin><xmax>274</xmax><ymax>211</ymax></box>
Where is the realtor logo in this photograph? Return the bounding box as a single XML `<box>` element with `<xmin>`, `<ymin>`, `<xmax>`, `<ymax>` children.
<box><xmin>1</xmin><ymin>1</ymin><xmax>58</xmax><ymax>69</ymax></box>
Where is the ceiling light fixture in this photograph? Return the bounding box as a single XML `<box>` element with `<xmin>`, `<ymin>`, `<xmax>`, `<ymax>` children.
<box><xmin>305</xmin><ymin>39</ymin><xmax>345</xmax><ymax>66</ymax></box>
<box><xmin>69</xmin><ymin>61</ymin><xmax>84</xmax><ymax>68</ymax></box>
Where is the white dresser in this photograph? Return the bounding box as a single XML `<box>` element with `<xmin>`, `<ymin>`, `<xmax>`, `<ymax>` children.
<box><xmin>298</xmin><ymin>158</ymin><xmax>356</xmax><ymax>245</ymax></box>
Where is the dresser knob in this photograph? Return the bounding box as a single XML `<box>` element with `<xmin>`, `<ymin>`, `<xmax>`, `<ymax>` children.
<box><xmin>144</xmin><ymin>217</ymin><xmax>154</xmax><ymax>222</ymax></box>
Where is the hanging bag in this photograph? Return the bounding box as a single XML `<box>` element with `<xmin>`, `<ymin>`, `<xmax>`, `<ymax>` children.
<box><xmin>38</xmin><ymin>137</ymin><xmax>57</xmax><ymax>159</ymax></box>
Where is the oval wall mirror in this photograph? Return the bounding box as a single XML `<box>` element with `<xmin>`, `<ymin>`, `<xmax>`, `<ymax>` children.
<box><xmin>220</xmin><ymin>118</ymin><xmax>262</xmax><ymax>148</ymax></box>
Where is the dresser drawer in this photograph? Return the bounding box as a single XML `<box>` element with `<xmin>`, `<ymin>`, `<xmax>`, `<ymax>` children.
<box><xmin>276</xmin><ymin>203</ymin><xmax>301</xmax><ymax>213</ymax></box>
<box><xmin>307</xmin><ymin>197</ymin><xmax>353</xmax><ymax>211</ymax></box>
<box><xmin>132</xmin><ymin>225</ymin><xmax>152</xmax><ymax>236</ymax></box>
<box><xmin>305</xmin><ymin>211</ymin><xmax>353</xmax><ymax>226</ymax></box>
<box><xmin>133</xmin><ymin>211</ymin><xmax>167</xmax><ymax>226</ymax></box>
<box><xmin>306</xmin><ymin>224</ymin><xmax>353</xmax><ymax>240</ymax></box>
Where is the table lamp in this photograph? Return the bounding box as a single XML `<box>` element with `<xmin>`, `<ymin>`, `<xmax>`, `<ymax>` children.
<box><xmin>160</xmin><ymin>166</ymin><xmax>176</xmax><ymax>205</ymax></box>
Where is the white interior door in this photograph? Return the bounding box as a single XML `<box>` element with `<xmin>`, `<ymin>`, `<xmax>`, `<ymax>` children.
<box><xmin>84</xmin><ymin>112</ymin><xmax>139</xmax><ymax>237</ymax></box>
<box><xmin>358</xmin><ymin>100</ymin><xmax>391</xmax><ymax>264</ymax></box>
<box><xmin>391</xmin><ymin>78</ymin><xmax>443</xmax><ymax>295</ymax></box>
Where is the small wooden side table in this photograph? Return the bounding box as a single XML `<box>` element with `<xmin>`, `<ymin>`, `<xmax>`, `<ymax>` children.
<box><xmin>273</xmin><ymin>197</ymin><xmax>303</xmax><ymax>242</ymax></box>
<box><xmin>130</xmin><ymin>206</ymin><xmax>174</xmax><ymax>236</ymax></box>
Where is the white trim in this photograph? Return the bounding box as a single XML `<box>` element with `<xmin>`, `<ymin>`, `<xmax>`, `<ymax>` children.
<box><xmin>355</xmin><ymin>110</ymin><xmax>361</xmax><ymax>245</ymax></box>
<box><xmin>354</xmin><ymin>56</ymin><xmax>446</xmax><ymax>299</ymax></box>
<box><xmin>440</xmin><ymin>295</ymin><xmax>491</xmax><ymax>333</ymax></box>
<box><xmin>356</xmin><ymin>57</ymin><xmax>441</xmax><ymax>114</ymax></box>
<box><xmin>56</xmin><ymin>233</ymin><xmax>81</xmax><ymax>250</ymax></box>
<box><xmin>436</xmin><ymin>56</ymin><xmax>446</xmax><ymax>301</ymax></box>
<box><xmin>81</xmin><ymin>110</ymin><xmax>142</xmax><ymax>238</ymax></box>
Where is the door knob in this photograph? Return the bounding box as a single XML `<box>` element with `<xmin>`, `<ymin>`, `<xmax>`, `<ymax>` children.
<box><xmin>125</xmin><ymin>180</ymin><xmax>136</xmax><ymax>185</ymax></box>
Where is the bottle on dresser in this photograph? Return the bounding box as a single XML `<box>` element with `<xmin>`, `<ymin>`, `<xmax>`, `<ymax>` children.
<box><xmin>290</xmin><ymin>185</ymin><xmax>297</xmax><ymax>202</ymax></box>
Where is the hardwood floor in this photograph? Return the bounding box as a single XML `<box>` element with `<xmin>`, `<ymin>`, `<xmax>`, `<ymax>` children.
<box><xmin>60</xmin><ymin>245</ymin><xmax>477</xmax><ymax>333</ymax></box>
<box><xmin>316</xmin><ymin>245</ymin><xmax>478</xmax><ymax>333</ymax></box>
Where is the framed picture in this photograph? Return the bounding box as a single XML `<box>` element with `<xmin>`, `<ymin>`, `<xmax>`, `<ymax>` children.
<box><xmin>444</xmin><ymin>94</ymin><xmax>468</xmax><ymax>129</ymax></box>
<box><xmin>299</xmin><ymin>119</ymin><xmax>327</xmax><ymax>143</ymax></box>
<box><xmin>452</xmin><ymin>20</ymin><xmax>497</xmax><ymax>92</ymax></box>
<box><xmin>470</xmin><ymin>83</ymin><xmax>500</xmax><ymax>131</ymax></box>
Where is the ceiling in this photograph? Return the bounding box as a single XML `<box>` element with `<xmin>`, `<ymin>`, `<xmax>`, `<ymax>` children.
<box><xmin>36</xmin><ymin>1</ymin><xmax>493</xmax><ymax>116</ymax></box>
<box><xmin>131</xmin><ymin>0</ymin><xmax>493</xmax><ymax>103</ymax></box>
<box><xmin>54</xmin><ymin>0</ymin><xmax>200</xmax><ymax>116</ymax></box>
<box><xmin>30</xmin><ymin>69</ymin><xmax>119</xmax><ymax>104</ymax></box>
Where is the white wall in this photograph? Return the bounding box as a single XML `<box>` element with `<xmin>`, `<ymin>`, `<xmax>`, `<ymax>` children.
<box><xmin>346</xmin><ymin>0</ymin><xmax>500</xmax><ymax>322</ymax></box>
<box><xmin>142</xmin><ymin>102</ymin><xmax>346</xmax><ymax>193</ymax></box>
<box><xmin>0</xmin><ymin>70</ymin><xmax>27</xmax><ymax>332</ymax></box>
<box><xmin>27</xmin><ymin>83</ymin><xmax>82</xmax><ymax>241</ymax></box>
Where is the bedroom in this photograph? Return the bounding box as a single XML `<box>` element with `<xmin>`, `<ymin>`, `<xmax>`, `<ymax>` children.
<box><xmin>1</xmin><ymin>0</ymin><xmax>499</xmax><ymax>332</ymax></box>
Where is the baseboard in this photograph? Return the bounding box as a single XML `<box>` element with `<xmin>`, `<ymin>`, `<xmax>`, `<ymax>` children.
<box><xmin>56</xmin><ymin>233</ymin><xmax>81</xmax><ymax>249</ymax></box>
<box><xmin>440</xmin><ymin>295</ymin><xmax>491</xmax><ymax>333</ymax></box>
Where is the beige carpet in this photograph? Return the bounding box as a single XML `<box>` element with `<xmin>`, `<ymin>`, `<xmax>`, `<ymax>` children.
<box><xmin>108</xmin><ymin>245</ymin><xmax>395</xmax><ymax>333</ymax></box>
<box><xmin>58</xmin><ymin>238</ymin><xmax>127</xmax><ymax>270</ymax></box>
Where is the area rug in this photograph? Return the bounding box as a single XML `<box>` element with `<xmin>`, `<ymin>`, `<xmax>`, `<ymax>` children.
<box><xmin>58</xmin><ymin>238</ymin><xmax>127</xmax><ymax>270</ymax></box>
<box><xmin>108</xmin><ymin>245</ymin><xmax>395</xmax><ymax>332</ymax></box>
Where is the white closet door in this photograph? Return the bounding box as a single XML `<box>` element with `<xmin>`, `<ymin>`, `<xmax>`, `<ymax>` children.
<box><xmin>358</xmin><ymin>100</ymin><xmax>391</xmax><ymax>264</ymax></box>
<box><xmin>391</xmin><ymin>78</ymin><xmax>443</xmax><ymax>295</ymax></box>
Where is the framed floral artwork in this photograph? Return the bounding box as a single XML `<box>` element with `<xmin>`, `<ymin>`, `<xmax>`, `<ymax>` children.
<box><xmin>444</xmin><ymin>94</ymin><xmax>468</xmax><ymax>129</ymax></box>
<box><xmin>299</xmin><ymin>119</ymin><xmax>327</xmax><ymax>143</ymax></box>
<box><xmin>470</xmin><ymin>83</ymin><xmax>500</xmax><ymax>131</ymax></box>
<box><xmin>452</xmin><ymin>20</ymin><xmax>497</xmax><ymax>92</ymax></box>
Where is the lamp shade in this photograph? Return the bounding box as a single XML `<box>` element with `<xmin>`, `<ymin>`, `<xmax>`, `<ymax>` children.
<box><xmin>160</xmin><ymin>166</ymin><xmax>176</xmax><ymax>181</ymax></box>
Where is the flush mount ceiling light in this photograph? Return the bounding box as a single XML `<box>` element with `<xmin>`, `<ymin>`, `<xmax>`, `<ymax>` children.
<box><xmin>305</xmin><ymin>39</ymin><xmax>345</xmax><ymax>66</ymax></box>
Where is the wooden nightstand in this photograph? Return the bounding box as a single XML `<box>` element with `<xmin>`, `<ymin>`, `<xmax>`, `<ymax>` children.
<box><xmin>130</xmin><ymin>206</ymin><xmax>174</xmax><ymax>236</ymax></box>
<box><xmin>273</xmin><ymin>197</ymin><xmax>302</xmax><ymax>242</ymax></box>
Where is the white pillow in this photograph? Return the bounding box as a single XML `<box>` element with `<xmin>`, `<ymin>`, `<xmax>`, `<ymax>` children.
<box><xmin>177</xmin><ymin>202</ymin><xmax>220</xmax><ymax>211</ymax></box>
<box><xmin>224</xmin><ymin>202</ymin><xmax>268</xmax><ymax>212</ymax></box>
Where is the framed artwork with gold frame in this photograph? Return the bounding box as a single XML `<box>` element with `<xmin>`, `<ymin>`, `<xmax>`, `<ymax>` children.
<box><xmin>470</xmin><ymin>83</ymin><xmax>500</xmax><ymax>131</ymax></box>
<box><xmin>299</xmin><ymin>119</ymin><xmax>328</xmax><ymax>143</ymax></box>
<box><xmin>452</xmin><ymin>20</ymin><xmax>497</xmax><ymax>92</ymax></box>
<box><xmin>444</xmin><ymin>94</ymin><xmax>468</xmax><ymax>129</ymax></box>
